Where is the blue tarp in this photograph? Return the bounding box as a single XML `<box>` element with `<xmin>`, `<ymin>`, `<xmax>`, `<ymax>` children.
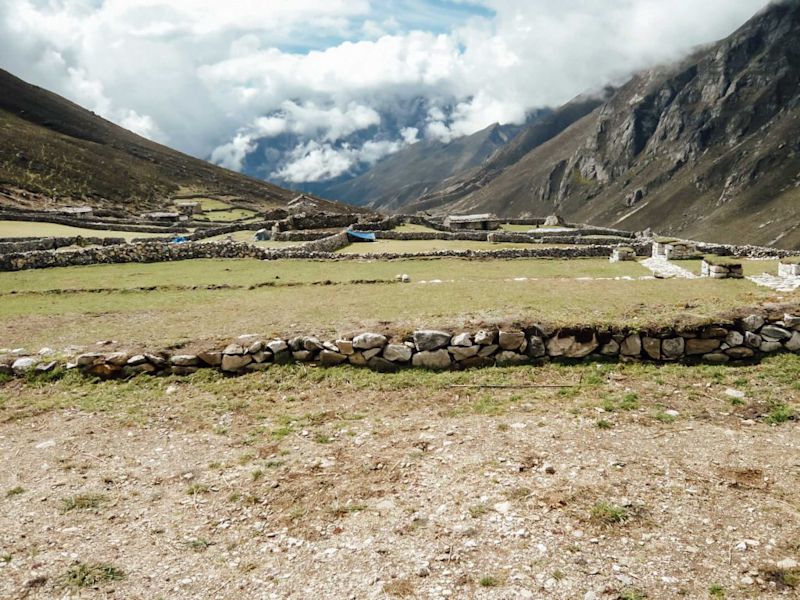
<box><xmin>170</xmin><ymin>236</ymin><xmax>188</xmax><ymax>244</ymax></box>
<box><xmin>346</xmin><ymin>230</ymin><xmax>376</xmax><ymax>242</ymax></box>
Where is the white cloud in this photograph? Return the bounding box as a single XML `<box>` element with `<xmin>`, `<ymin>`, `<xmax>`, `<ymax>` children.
<box><xmin>274</xmin><ymin>138</ymin><xmax>405</xmax><ymax>182</ymax></box>
<box><xmin>0</xmin><ymin>0</ymin><xmax>773</xmax><ymax>183</ymax></box>
<box><xmin>210</xmin><ymin>133</ymin><xmax>255</xmax><ymax>171</ymax></box>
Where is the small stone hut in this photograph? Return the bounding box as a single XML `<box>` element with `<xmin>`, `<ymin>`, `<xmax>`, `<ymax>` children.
<box><xmin>443</xmin><ymin>213</ymin><xmax>501</xmax><ymax>231</ymax></box>
<box><xmin>174</xmin><ymin>201</ymin><xmax>202</xmax><ymax>216</ymax></box>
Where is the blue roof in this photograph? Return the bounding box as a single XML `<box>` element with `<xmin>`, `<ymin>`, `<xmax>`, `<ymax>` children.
<box><xmin>346</xmin><ymin>230</ymin><xmax>376</xmax><ymax>242</ymax></box>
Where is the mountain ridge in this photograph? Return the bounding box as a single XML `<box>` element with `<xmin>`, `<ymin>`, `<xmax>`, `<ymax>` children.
<box><xmin>385</xmin><ymin>1</ymin><xmax>800</xmax><ymax>249</ymax></box>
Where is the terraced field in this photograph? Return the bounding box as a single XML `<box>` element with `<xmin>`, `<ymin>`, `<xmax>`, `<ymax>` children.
<box><xmin>0</xmin><ymin>257</ymin><xmax>788</xmax><ymax>351</ymax></box>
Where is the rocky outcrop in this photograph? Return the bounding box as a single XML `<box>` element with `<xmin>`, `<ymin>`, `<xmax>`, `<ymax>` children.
<box><xmin>402</xmin><ymin>2</ymin><xmax>800</xmax><ymax>250</ymax></box>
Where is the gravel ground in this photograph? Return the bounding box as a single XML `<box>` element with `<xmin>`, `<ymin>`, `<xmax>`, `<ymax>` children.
<box><xmin>1</xmin><ymin>361</ymin><xmax>799</xmax><ymax>599</ymax></box>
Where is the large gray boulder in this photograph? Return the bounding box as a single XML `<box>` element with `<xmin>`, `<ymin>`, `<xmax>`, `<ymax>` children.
<box><xmin>498</xmin><ymin>330</ymin><xmax>526</xmax><ymax>352</ymax></box>
<box><xmin>474</xmin><ymin>330</ymin><xmax>497</xmax><ymax>345</ymax></box>
<box><xmin>546</xmin><ymin>335</ymin><xmax>598</xmax><ymax>358</ymax></box>
<box><xmin>353</xmin><ymin>332</ymin><xmax>388</xmax><ymax>350</ymax></box>
<box><xmin>786</xmin><ymin>331</ymin><xmax>800</xmax><ymax>352</ymax></box>
<box><xmin>411</xmin><ymin>349</ymin><xmax>452</xmax><ymax>370</ymax></box>
<box><xmin>741</xmin><ymin>315</ymin><xmax>765</xmax><ymax>332</ymax></box>
<box><xmin>413</xmin><ymin>331</ymin><xmax>451</xmax><ymax>352</ymax></box>
<box><xmin>451</xmin><ymin>333</ymin><xmax>473</xmax><ymax>347</ymax></box>
<box><xmin>266</xmin><ymin>339</ymin><xmax>288</xmax><ymax>354</ymax></box>
<box><xmin>661</xmin><ymin>337</ymin><xmax>685</xmax><ymax>360</ymax></box>
<box><xmin>383</xmin><ymin>344</ymin><xmax>413</xmax><ymax>363</ymax></box>
<box><xmin>448</xmin><ymin>345</ymin><xmax>479</xmax><ymax>361</ymax></box>
<box><xmin>685</xmin><ymin>338</ymin><xmax>721</xmax><ymax>355</ymax></box>
<box><xmin>221</xmin><ymin>354</ymin><xmax>252</xmax><ymax>371</ymax></box>
<box><xmin>620</xmin><ymin>335</ymin><xmax>642</xmax><ymax>357</ymax></box>
<box><xmin>527</xmin><ymin>336</ymin><xmax>547</xmax><ymax>358</ymax></box>
<box><xmin>642</xmin><ymin>337</ymin><xmax>661</xmax><ymax>360</ymax></box>
<box><xmin>319</xmin><ymin>350</ymin><xmax>347</xmax><ymax>366</ymax></box>
<box><xmin>12</xmin><ymin>357</ymin><xmax>38</xmax><ymax>374</ymax></box>
<box><xmin>170</xmin><ymin>355</ymin><xmax>198</xmax><ymax>367</ymax></box>
<box><xmin>761</xmin><ymin>325</ymin><xmax>792</xmax><ymax>342</ymax></box>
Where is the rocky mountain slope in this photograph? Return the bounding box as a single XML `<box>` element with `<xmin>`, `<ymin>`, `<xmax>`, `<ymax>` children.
<box><xmin>403</xmin><ymin>1</ymin><xmax>800</xmax><ymax>249</ymax></box>
<box><xmin>316</xmin><ymin>120</ymin><xmax>531</xmax><ymax>211</ymax></box>
<box><xmin>0</xmin><ymin>69</ymin><xmax>359</xmax><ymax>215</ymax></box>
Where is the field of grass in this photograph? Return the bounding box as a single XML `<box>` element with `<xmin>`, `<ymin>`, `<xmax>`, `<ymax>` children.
<box><xmin>0</xmin><ymin>257</ymin><xmax>788</xmax><ymax>351</ymax></box>
<box><xmin>391</xmin><ymin>223</ymin><xmax>440</xmax><ymax>233</ymax></box>
<box><xmin>0</xmin><ymin>220</ymin><xmax>167</xmax><ymax>241</ymax></box>
<box><xmin>337</xmin><ymin>239</ymin><xmax>576</xmax><ymax>254</ymax></box>
<box><xmin>194</xmin><ymin>208</ymin><xmax>259</xmax><ymax>222</ymax></box>
<box><xmin>501</xmin><ymin>224</ymin><xmax>573</xmax><ymax>232</ymax></box>
<box><xmin>199</xmin><ymin>230</ymin><xmax>300</xmax><ymax>248</ymax></box>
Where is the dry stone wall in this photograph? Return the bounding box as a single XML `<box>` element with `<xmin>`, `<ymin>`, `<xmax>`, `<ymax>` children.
<box><xmin>0</xmin><ymin>211</ymin><xmax>190</xmax><ymax>234</ymax></box>
<box><xmin>0</xmin><ymin>236</ymin><xmax>126</xmax><ymax>253</ymax></box>
<box><xmin>4</xmin><ymin>308</ymin><xmax>799</xmax><ymax>379</ymax></box>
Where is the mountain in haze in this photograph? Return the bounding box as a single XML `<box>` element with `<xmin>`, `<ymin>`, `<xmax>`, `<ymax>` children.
<box><xmin>390</xmin><ymin>1</ymin><xmax>800</xmax><ymax>249</ymax></box>
<box><xmin>313</xmin><ymin>119</ymin><xmax>536</xmax><ymax>210</ymax></box>
<box><xmin>0</xmin><ymin>69</ymin><xmax>361</xmax><ymax>215</ymax></box>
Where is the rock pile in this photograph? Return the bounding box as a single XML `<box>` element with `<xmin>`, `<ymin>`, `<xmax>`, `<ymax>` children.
<box><xmin>2</xmin><ymin>311</ymin><xmax>798</xmax><ymax>379</ymax></box>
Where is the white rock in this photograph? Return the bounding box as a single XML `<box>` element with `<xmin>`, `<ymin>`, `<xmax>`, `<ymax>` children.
<box><xmin>12</xmin><ymin>357</ymin><xmax>38</xmax><ymax>374</ymax></box>
<box><xmin>383</xmin><ymin>344</ymin><xmax>412</xmax><ymax>363</ymax></box>
<box><xmin>411</xmin><ymin>350</ymin><xmax>452</xmax><ymax>370</ymax></box>
<box><xmin>724</xmin><ymin>388</ymin><xmax>746</xmax><ymax>400</ymax></box>
<box><xmin>451</xmin><ymin>333</ymin><xmax>473</xmax><ymax>347</ymax></box>
<box><xmin>777</xmin><ymin>558</ymin><xmax>798</xmax><ymax>570</ymax></box>
<box><xmin>353</xmin><ymin>332</ymin><xmax>387</xmax><ymax>350</ymax></box>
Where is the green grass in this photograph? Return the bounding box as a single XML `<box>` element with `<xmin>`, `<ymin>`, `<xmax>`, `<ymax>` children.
<box><xmin>336</xmin><ymin>239</ymin><xmax>578</xmax><ymax>254</ymax></box>
<box><xmin>0</xmin><ymin>220</ymin><xmax>167</xmax><ymax>241</ymax></box>
<box><xmin>391</xmin><ymin>223</ymin><xmax>440</xmax><ymax>233</ymax></box>
<box><xmin>590</xmin><ymin>501</ymin><xmax>629</xmax><ymax>525</ymax></box>
<box><xmin>0</xmin><ymin>257</ymin><xmax>786</xmax><ymax>349</ymax></box>
<box><xmin>479</xmin><ymin>576</ymin><xmax>500</xmax><ymax>587</ymax></box>
<box><xmin>61</xmin><ymin>562</ymin><xmax>124</xmax><ymax>588</ymax></box>
<box><xmin>195</xmin><ymin>207</ymin><xmax>258</xmax><ymax>222</ymax></box>
<box><xmin>60</xmin><ymin>493</ymin><xmax>107</xmax><ymax>512</ymax></box>
<box><xmin>0</xmin><ymin>257</ymin><xmax>649</xmax><ymax>293</ymax></box>
<box><xmin>200</xmin><ymin>230</ymin><xmax>300</xmax><ymax>248</ymax></box>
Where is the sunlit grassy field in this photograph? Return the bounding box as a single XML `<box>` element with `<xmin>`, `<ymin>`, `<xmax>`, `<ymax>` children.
<box><xmin>0</xmin><ymin>257</ymin><xmax>788</xmax><ymax>351</ymax></box>
<box><xmin>336</xmin><ymin>239</ymin><xmax>574</xmax><ymax>254</ymax></box>
<box><xmin>199</xmin><ymin>230</ymin><xmax>300</xmax><ymax>248</ymax></box>
<box><xmin>0</xmin><ymin>220</ymin><xmax>167</xmax><ymax>240</ymax></box>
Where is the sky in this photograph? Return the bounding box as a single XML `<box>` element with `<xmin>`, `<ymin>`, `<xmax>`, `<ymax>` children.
<box><xmin>0</xmin><ymin>0</ymin><xmax>773</xmax><ymax>184</ymax></box>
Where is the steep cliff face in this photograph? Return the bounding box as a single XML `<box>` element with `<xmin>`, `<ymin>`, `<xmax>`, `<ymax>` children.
<box><xmin>411</xmin><ymin>1</ymin><xmax>800</xmax><ymax>249</ymax></box>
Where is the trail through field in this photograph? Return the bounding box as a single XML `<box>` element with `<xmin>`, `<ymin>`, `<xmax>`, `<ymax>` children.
<box><xmin>748</xmin><ymin>273</ymin><xmax>800</xmax><ymax>292</ymax></box>
<box><xmin>640</xmin><ymin>257</ymin><xmax>697</xmax><ymax>279</ymax></box>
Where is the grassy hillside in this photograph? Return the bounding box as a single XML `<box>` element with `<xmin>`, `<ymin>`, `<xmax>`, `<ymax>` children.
<box><xmin>0</xmin><ymin>69</ymin><xmax>361</xmax><ymax>215</ymax></box>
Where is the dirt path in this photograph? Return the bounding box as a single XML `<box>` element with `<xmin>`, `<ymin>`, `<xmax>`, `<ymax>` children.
<box><xmin>1</xmin><ymin>363</ymin><xmax>799</xmax><ymax>599</ymax></box>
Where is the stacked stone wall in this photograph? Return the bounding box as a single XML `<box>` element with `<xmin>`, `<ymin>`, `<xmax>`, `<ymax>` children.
<box><xmin>4</xmin><ymin>308</ymin><xmax>799</xmax><ymax>379</ymax></box>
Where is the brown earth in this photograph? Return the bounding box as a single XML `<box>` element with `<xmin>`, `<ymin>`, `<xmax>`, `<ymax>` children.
<box><xmin>1</xmin><ymin>357</ymin><xmax>799</xmax><ymax>599</ymax></box>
